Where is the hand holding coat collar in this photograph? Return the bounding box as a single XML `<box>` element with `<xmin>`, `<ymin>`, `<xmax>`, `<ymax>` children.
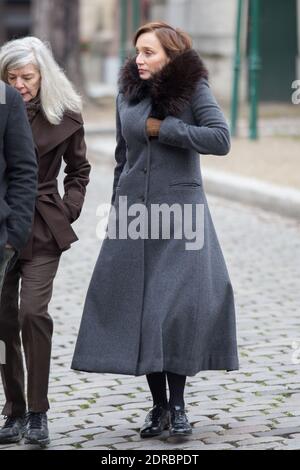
<box><xmin>119</xmin><ymin>49</ymin><xmax>209</xmax><ymax>119</ymax></box>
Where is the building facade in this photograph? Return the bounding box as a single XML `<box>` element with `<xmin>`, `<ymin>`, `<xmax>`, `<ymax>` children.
<box><xmin>0</xmin><ymin>0</ymin><xmax>299</xmax><ymax>103</ymax></box>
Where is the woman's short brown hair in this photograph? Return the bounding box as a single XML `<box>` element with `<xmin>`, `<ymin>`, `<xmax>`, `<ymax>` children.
<box><xmin>133</xmin><ymin>21</ymin><xmax>192</xmax><ymax>59</ymax></box>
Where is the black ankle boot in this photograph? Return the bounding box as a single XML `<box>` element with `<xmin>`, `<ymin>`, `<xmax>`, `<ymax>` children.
<box><xmin>24</xmin><ymin>412</ymin><xmax>50</xmax><ymax>447</ymax></box>
<box><xmin>0</xmin><ymin>415</ymin><xmax>26</xmax><ymax>444</ymax></box>
<box><xmin>169</xmin><ymin>405</ymin><xmax>192</xmax><ymax>436</ymax></box>
<box><xmin>140</xmin><ymin>404</ymin><xmax>170</xmax><ymax>438</ymax></box>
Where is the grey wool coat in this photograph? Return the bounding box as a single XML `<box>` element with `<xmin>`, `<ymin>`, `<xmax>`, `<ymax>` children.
<box><xmin>72</xmin><ymin>49</ymin><xmax>239</xmax><ymax>376</ymax></box>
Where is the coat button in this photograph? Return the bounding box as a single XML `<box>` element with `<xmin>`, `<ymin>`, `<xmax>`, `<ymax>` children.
<box><xmin>143</xmin><ymin>167</ymin><xmax>147</xmax><ymax>173</ymax></box>
<box><xmin>140</xmin><ymin>196</ymin><xmax>145</xmax><ymax>202</ymax></box>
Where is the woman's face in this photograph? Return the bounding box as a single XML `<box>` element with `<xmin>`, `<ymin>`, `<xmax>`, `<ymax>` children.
<box><xmin>7</xmin><ymin>63</ymin><xmax>41</xmax><ymax>102</ymax></box>
<box><xmin>135</xmin><ymin>32</ymin><xmax>170</xmax><ymax>80</ymax></box>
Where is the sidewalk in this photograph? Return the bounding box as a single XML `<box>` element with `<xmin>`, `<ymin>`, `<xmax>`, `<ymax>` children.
<box><xmin>1</xmin><ymin>100</ymin><xmax>300</xmax><ymax>451</ymax></box>
<box><xmin>83</xmin><ymin>99</ymin><xmax>300</xmax><ymax>219</ymax></box>
<box><xmin>1</xmin><ymin>156</ymin><xmax>300</xmax><ymax>451</ymax></box>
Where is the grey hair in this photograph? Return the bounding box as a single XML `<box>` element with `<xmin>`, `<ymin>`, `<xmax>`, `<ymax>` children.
<box><xmin>0</xmin><ymin>36</ymin><xmax>82</xmax><ymax>125</ymax></box>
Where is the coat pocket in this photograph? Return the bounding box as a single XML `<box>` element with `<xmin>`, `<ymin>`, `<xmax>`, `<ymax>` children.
<box><xmin>52</xmin><ymin>194</ymin><xmax>74</xmax><ymax>223</ymax></box>
<box><xmin>0</xmin><ymin>200</ymin><xmax>10</xmax><ymax>252</ymax></box>
<box><xmin>169</xmin><ymin>179</ymin><xmax>202</xmax><ymax>189</ymax></box>
<box><xmin>36</xmin><ymin>196</ymin><xmax>78</xmax><ymax>250</ymax></box>
<box><xmin>0</xmin><ymin>199</ymin><xmax>11</xmax><ymax>223</ymax></box>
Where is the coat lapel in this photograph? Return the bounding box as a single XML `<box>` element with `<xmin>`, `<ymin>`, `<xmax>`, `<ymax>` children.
<box><xmin>31</xmin><ymin>110</ymin><xmax>83</xmax><ymax>157</ymax></box>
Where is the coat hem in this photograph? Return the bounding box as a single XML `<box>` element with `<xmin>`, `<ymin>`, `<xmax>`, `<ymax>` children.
<box><xmin>71</xmin><ymin>354</ymin><xmax>239</xmax><ymax>377</ymax></box>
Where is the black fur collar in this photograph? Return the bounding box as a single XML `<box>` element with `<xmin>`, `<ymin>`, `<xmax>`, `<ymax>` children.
<box><xmin>119</xmin><ymin>49</ymin><xmax>208</xmax><ymax>119</ymax></box>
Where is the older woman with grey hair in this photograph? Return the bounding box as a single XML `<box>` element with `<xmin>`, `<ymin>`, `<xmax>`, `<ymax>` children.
<box><xmin>0</xmin><ymin>37</ymin><xmax>91</xmax><ymax>447</ymax></box>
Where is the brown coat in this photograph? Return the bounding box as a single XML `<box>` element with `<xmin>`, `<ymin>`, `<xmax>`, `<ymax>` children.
<box><xmin>20</xmin><ymin>109</ymin><xmax>91</xmax><ymax>260</ymax></box>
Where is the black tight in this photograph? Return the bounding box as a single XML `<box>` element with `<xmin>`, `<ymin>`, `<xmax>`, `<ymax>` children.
<box><xmin>146</xmin><ymin>372</ymin><xmax>186</xmax><ymax>409</ymax></box>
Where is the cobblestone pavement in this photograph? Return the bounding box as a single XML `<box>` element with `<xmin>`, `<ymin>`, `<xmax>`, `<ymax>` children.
<box><xmin>1</xmin><ymin>156</ymin><xmax>300</xmax><ymax>451</ymax></box>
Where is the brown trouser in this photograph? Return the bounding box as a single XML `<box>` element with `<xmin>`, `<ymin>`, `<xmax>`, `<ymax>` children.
<box><xmin>0</xmin><ymin>254</ymin><xmax>60</xmax><ymax>417</ymax></box>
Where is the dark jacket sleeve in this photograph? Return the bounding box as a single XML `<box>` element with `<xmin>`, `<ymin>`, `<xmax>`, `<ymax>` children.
<box><xmin>4</xmin><ymin>89</ymin><xmax>37</xmax><ymax>250</ymax></box>
<box><xmin>158</xmin><ymin>78</ymin><xmax>231</xmax><ymax>156</ymax></box>
<box><xmin>62</xmin><ymin>121</ymin><xmax>91</xmax><ymax>223</ymax></box>
<box><xmin>111</xmin><ymin>94</ymin><xmax>127</xmax><ymax>206</ymax></box>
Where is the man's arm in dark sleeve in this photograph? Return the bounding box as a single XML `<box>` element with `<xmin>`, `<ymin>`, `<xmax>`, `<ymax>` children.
<box><xmin>4</xmin><ymin>90</ymin><xmax>37</xmax><ymax>251</ymax></box>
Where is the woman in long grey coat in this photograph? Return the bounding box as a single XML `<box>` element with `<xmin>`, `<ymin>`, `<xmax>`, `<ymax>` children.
<box><xmin>72</xmin><ymin>21</ymin><xmax>239</xmax><ymax>438</ymax></box>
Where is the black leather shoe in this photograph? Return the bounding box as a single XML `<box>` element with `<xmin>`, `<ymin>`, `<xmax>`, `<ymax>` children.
<box><xmin>169</xmin><ymin>406</ymin><xmax>192</xmax><ymax>437</ymax></box>
<box><xmin>140</xmin><ymin>404</ymin><xmax>170</xmax><ymax>438</ymax></box>
<box><xmin>0</xmin><ymin>415</ymin><xmax>26</xmax><ymax>444</ymax></box>
<box><xmin>24</xmin><ymin>412</ymin><xmax>50</xmax><ymax>447</ymax></box>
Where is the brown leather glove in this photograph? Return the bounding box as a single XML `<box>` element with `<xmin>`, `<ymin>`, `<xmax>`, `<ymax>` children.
<box><xmin>146</xmin><ymin>118</ymin><xmax>162</xmax><ymax>137</ymax></box>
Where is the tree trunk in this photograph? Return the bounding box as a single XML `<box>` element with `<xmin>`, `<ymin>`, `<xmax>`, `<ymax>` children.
<box><xmin>31</xmin><ymin>0</ymin><xmax>83</xmax><ymax>92</ymax></box>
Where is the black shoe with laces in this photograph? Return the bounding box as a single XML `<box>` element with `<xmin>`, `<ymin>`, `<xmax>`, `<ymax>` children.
<box><xmin>24</xmin><ymin>412</ymin><xmax>50</xmax><ymax>447</ymax></box>
<box><xmin>140</xmin><ymin>404</ymin><xmax>170</xmax><ymax>438</ymax></box>
<box><xmin>169</xmin><ymin>405</ymin><xmax>192</xmax><ymax>436</ymax></box>
<box><xmin>0</xmin><ymin>415</ymin><xmax>26</xmax><ymax>444</ymax></box>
